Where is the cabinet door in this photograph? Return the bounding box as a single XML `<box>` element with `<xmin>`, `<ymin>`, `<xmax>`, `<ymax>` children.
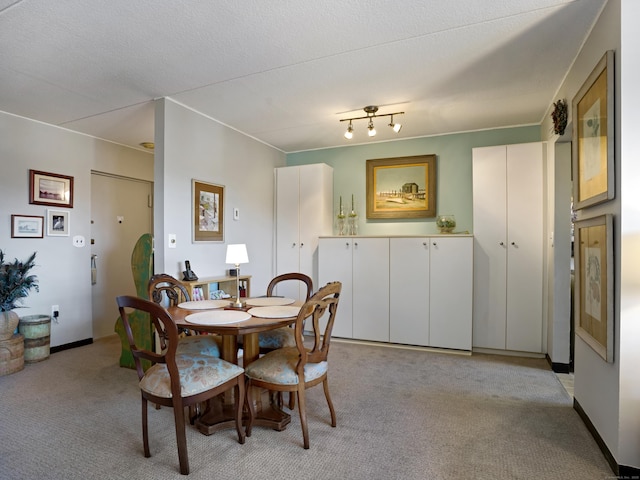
<box><xmin>430</xmin><ymin>237</ymin><xmax>473</xmax><ymax>350</ymax></box>
<box><xmin>505</xmin><ymin>143</ymin><xmax>544</xmax><ymax>352</ymax></box>
<box><xmin>275</xmin><ymin>166</ymin><xmax>301</xmax><ymax>299</ymax></box>
<box><xmin>299</xmin><ymin>164</ymin><xmax>333</xmax><ymax>290</ymax></box>
<box><xmin>352</xmin><ymin>238</ymin><xmax>389</xmax><ymax>342</ymax></box>
<box><xmin>389</xmin><ymin>237</ymin><xmax>429</xmax><ymax>346</ymax></box>
<box><xmin>318</xmin><ymin>238</ymin><xmax>353</xmax><ymax>338</ymax></box>
<box><xmin>472</xmin><ymin>146</ymin><xmax>508</xmax><ymax>349</ymax></box>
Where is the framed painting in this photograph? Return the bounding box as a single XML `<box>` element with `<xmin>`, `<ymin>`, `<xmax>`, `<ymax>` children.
<box><xmin>574</xmin><ymin>213</ymin><xmax>614</xmax><ymax>362</ymax></box>
<box><xmin>193</xmin><ymin>179</ymin><xmax>224</xmax><ymax>242</ymax></box>
<box><xmin>11</xmin><ymin>215</ymin><xmax>44</xmax><ymax>238</ymax></box>
<box><xmin>29</xmin><ymin>169</ymin><xmax>74</xmax><ymax>208</ymax></box>
<box><xmin>47</xmin><ymin>209</ymin><xmax>70</xmax><ymax>237</ymax></box>
<box><xmin>572</xmin><ymin>50</ymin><xmax>614</xmax><ymax>210</ymax></box>
<box><xmin>366</xmin><ymin>154</ymin><xmax>437</xmax><ymax>219</ymax></box>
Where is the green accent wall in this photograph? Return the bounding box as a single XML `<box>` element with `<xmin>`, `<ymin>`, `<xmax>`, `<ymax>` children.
<box><xmin>287</xmin><ymin>126</ymin><xmax>540</xmax><ymax>236</ymax></box>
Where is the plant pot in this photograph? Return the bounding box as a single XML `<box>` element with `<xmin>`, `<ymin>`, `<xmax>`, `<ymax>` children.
<box><xmin>0</xmin><ymin>311</ymin><xmax>20</xmax><ymax>341</ymax></box>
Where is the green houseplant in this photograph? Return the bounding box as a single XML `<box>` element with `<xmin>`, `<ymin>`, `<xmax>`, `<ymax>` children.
<box><xmin>0</xmin><ymin>250</ymin><xmax>39</xmax><ymax>340</ymax></box>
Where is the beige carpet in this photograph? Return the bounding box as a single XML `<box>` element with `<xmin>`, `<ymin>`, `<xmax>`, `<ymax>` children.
<box><xmin>0</xmin><ymin>335</ymin><xmax>612</xmax><ymax>479</ymax></box>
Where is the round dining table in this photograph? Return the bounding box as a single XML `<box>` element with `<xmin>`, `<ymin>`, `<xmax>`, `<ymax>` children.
<box><xmin>168</xmin><ymin>298</ymin><xmax>302</xmax><ymax>435</ymax></box>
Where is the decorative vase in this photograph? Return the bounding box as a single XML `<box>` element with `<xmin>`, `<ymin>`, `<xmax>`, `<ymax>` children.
<box><xmin>436</xmin><ymin>214</ymin><xmax>456</xmax><ymax>234</ymax></box>
<box><xmin>0</xmin><ymin>310</ymin><xmax>20</xmax><ymax>341</ymax></box>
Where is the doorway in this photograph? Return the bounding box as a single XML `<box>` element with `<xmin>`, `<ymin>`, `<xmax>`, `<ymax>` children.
<box><xmin>91</xmin><ymin>172</ymin><xmax>153</xmax><ymax>339</ymax></box>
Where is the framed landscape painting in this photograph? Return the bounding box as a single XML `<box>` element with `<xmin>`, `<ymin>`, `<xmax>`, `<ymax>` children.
<box><xmin>192</xmin><ymin>179</ymin><xmax>224</xmax><ymax>242</ymax></box>
<box><xmin>29</xmin><ymin>169</ymin><xmax>74</xmax><ymax>208</ymax></box>
<box><xmin>11</xmin><ymin>215</ymin><xmax>44</xmax><ymax>238</ymax></box>
<box><xmin>366</xmin><ymin>154</ymin><xmax>437</xmax><ymax>219</ymax></box>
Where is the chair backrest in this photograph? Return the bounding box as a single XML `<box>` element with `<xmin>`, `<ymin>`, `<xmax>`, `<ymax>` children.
<box><xmin>292</xmin><ymin>281</ymin><xmax>341</xmax><ymax>369</ymax></box>
<box><xmin>148</xmin><ymin>273</ymin><xmax>190</xmax><ymax>307</ymax></box>
<box><xmin>116</xmin><ymin>295</ymin><xmax>179</xmax><ymax>382</ymax></box>
<box><xmin>267</xmin><ymin>272</ymin><xmax>313</xmax><ymax>301</ymax></box>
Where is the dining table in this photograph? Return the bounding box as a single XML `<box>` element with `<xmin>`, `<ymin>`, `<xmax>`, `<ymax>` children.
<box><xmin>168</xmin><ymin>297</ymin><xmax>302</xmax><ymax>436</ymax></box>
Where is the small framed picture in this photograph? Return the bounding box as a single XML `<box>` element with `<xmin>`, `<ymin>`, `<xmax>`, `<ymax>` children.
<box><xmin>192</xmin><ymin>179</ymin><xmax>225</xmax><ymax>242</ymax></box>
<box><xmin>47</xmin><ymin>209</ymin><xmax>70</xmax><ymax>236</ymax></box>
<box><xmin>11</xmin><ymin>215</ymin><xmax>44</xmax><ymax>238</ymax></box>
<box><xmin>29</xmin><ymin>169</ymin><xmax>74</xmax><ymax>208</ymax></box>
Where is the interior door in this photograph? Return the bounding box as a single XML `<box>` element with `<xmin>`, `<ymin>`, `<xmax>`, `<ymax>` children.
<box><xmin>91</xmin><ymin>172</ymin><xmax>153</xmax><ymax>339</ymax></box>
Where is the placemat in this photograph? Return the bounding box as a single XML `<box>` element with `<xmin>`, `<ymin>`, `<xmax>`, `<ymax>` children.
<box><xmin>247</xmin><ymin>305</ymin><xmax>301</xmax><ymax>319</ymax></box>
<box><xmin>178</xmin><ymin>299</ymin><xmax>229</xmax><ymax>310</ymax></box>
<box><xmin>245</xmin><ymin>297</ymin><xmax>295</xmax><ymax>307</ymax></box>
<box><xmin>185</xmin><ymin>310</ymin><xmax>251</xmax><ymax>325</ymax></box>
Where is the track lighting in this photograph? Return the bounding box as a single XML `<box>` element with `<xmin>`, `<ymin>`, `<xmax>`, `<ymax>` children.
<box><xmin>340</xmin><ymin>106</ymin><xmax>404</xmax><ymax>140</ymax></box>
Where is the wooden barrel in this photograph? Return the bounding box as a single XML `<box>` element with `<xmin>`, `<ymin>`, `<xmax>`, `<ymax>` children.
<box><xmin>0</xmin><ymin>334</ymin><xmax>25</xmax><ymax>376</ymax></box>
<box><xmin>18</xmin><ymin>315</ymin><xmax>51</xmax><ymax>363</ymax></box>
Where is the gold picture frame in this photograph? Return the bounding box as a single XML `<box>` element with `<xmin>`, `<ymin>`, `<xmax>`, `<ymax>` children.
<box><xmin>572</xmin><ymin>50</ymin><xmax>614</xmax><ymax>210</ymax></box>
<box><xmin>366</xmin><ymin>154</ymin><xmax>437</xmax><ymax>219</ymax></box>
<box><xmin>574</xmin><ymin>213</ymin><xmax>614</xmax><ymax>362</ymax></box>
<box><xmin>192</xmin><ymin>179</ymin><xmax>224</xmax><ymax>242</ymax></box>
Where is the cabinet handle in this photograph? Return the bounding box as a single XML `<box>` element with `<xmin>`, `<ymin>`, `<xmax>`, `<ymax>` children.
<box><xmin>499</xmin><ymin>242</ymin><xmax>504</xmax><ymax>246</ymax></box>
<box><xmin>432</xmin><ymin>242</ymin><xmax>437</xmax><ymax>246</ymax></box>
<box><xmin>423</xmin><ymin>242</ymin><xmax>427</xmax><ymax>246</ymax></box>
<box><xmin>292</xmin><ymin>242</ymin><xmax>296</xmax><ymax>247</ymax></box>
<box><xmin>511</xmin><ymin>241</ymin><xmax>516</xmax><ymax>246</ymax></box>
<box><xmin>346</xmin><ymin>242</ymin><xmax>350</xmax><ymax>247</ymax></box>
<box><xmin>300</xmin><ymin>242</ymin><xmax>304</xmax><ymax>248</ymax></box>
<box><xmin>354</xmin><ymin>242</ymin><xmax>358</xmax><ymax>247</ymax></box>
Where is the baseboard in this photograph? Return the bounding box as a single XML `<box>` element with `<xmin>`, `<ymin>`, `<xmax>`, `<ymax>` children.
<box><xmin>332</xmin><ymin>338</ymin><xmax>472</xmax><ymax>356</ymax></box>
<box><xmin>545</xmin><ymin>354</ymin><xmax>571</xmax><ymax>373</ymax></box>
<box><xmin>472</xmin><ymin>347</ymin><xmax>545</xmax><ymax>359</ymax></box>
<box><xmin>574</xmin><ymin>397</ymin><xmax>640</xmax><ymax>477</ymax></box>
<box><xmin>50</xmin><ymin>338</ymin><xmax>93</xmax><ymax>354</ymax></box>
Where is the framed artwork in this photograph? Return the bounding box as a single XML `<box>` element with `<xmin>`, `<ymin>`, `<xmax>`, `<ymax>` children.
<box><xmin>574</xmin><ymin>214</ymin><xmax>614</xmax><ymax>362</ymax></box>
<box><xmin>29</xmin><ymin>169</ymin><xmax>74</xmax><ymax>208</ymax></box>
<box><xmin>192</xmin><ymin>179</ymin><xmax>224</xmax><ymax>242</ymax></box>
<box><xmin>11</xmin><ymin>215</ymin><xmax>44</xmax><ymax>238</ymax></box>
<box><xmin>366</xmin><ymin>154</ymin><xmax>437</xmax><ymax>219</ymax></box>
<box><xmin>46</xmin><ymin>209</ymin><xmax>70</xmax><ymax>237</ymax></box>
<box><xmin>572</xmin><ymin>50</ymin><xmax>614</xmax><ymax>210</ymax></box>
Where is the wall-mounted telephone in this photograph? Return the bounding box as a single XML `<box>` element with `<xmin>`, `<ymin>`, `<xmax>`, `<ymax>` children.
<box><xmin>182</xmin><ymin>260</ymin><xmax>198</xmax><ymax>281</ymax></box>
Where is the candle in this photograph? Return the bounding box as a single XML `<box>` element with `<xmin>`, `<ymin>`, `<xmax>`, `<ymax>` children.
<box><xmin>340</xmin><ymin>195</ymin><xmax>342</xmax><ymax>211</ymax></box>
<box><xmin>351</xmin><ymin>194</ymin><xmax>354</xmax><ymax>211</ymax></box>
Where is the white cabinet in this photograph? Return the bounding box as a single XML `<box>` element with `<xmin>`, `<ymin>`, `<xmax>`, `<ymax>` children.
<box><xmin>318</xmin><ymin>237</ymin><xmax>389</xmax><ymax>342</ymax></box>
<box><xmin>389</xmin><ymin>237</ymin><xmax>430</xmax><ymax>346</ymax></box>
<box><xmin>429</xmin><ymin>236</ymin><xmax>473</xmax><ymax>350</ymax></box>
<box><xmin>472</xmin><ymin>142</ymin><xmax>545</xmax><ymax>353</ymax></box>
<box><xmin>321</xmin><ymin>235</ymin><xmax>473</xmax><ymax>351</ymax></box>
<box><xmin>275</xmin><ymin>164</ymin><xmax>333</xmax><ymax>300</ymax></box>
<box><xmin>389</xmin><ymin>237</ymin><xmax>472</xmax><ymax>350</ymax></box>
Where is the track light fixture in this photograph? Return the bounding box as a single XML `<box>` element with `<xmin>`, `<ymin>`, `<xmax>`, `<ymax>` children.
<box><xmin>340</xmin><ymin>106</ymin><xmax>404</xmax><ymax>140</ymax></box>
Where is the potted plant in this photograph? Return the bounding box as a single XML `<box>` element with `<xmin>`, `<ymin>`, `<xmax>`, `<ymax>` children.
<box><xmin>0</xmin><ymin>250</ymin><xmax>39</xmax><ymax>341</ymax></box>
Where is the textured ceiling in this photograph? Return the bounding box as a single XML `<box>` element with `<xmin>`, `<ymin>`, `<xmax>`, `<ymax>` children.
<box><xmin>0</xmin><ymin>0</ymin><xmax>606</xmax><ymax>153</ymax></box>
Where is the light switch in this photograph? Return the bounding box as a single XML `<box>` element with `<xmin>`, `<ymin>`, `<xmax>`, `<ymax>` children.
<box><xmin>233</xmin><ymin>208</ymin><xmax>240</xmax><ymax>220</ymax></box>
<box><xmin>168</xmin><ymin>234</ymin><xmax>177</xmax><ymax>248</ymax></box>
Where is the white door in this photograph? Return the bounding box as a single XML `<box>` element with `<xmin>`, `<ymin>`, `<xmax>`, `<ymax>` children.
<box><xmin>318</xmin><ymin>238</ymin><xmax>353</xmax><ymax>338</ymax></box>
<box><xmin>506</xmin><ymin>143</ymin><xmax>544</xmax><ymax>352</ymax></box>
<box><xmin>91</xmin><ymin>173</ymin><xmax>152</xmax><ymax>339</ymax></box>
<box><xmin>472</xmin><ymin>145</ymin><xmax>508</xmax><ymax>349</ymax></box>
<box><xmin>352</xmin><ymin>237</ymin><xmax>389</xmax><ymax>342</ymax></box>
<box><xmin>389</xmin><ymin>237</ymin><xmax>430</xmax><ymax>346</ymax></box>
<box><xmin>430</xmin><ymin>237</ymin><xmax>473</xmax><ymax>350</ymax></box>
<box><xmin>275</xmin><ymin>167</ymin><xmax>301</xmax><ymax>299</ymax></box>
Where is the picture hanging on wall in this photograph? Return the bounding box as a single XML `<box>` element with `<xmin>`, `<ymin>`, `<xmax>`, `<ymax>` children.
<box><xmin>47</xmin><ymin>209</ymin><xmax>70</xmax><ymax>237</ymax></box>
<box><xmin>192</xmin><ymin>179</ymin><xmax>224</xmax><ymax>242</ymax></box>
<box><xmin>11</xmin><ymin>215</ymin><xmax>44</xmax><ymax>238</ymax></box>
<box><xmin>366</xmin><ymin>154</ymin><xmax>437</xmax><ymax>219</ymax></box>
<box><xmin>572</xmin><ymin>50</ymin><xmax>614</xmax><ymax>210</ymax></box>
<box><xmin>29</xmin><ymin>169</ymin><xmax>74</xmax><ymax>208</ymax></box>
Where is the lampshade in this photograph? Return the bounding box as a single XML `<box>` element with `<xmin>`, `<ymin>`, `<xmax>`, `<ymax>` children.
<box><xmin>226</xmin><ymin>244</ymin><xmax>248</xmax><ymax>265</ymax></box>
<box><xmin>339</xmin><ymin>105</ymin><xmax>404</xmax><ymax>140</ymax></box>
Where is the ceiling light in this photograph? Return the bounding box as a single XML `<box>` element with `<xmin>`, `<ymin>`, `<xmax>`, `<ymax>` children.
<box><xmin>389</xmin><ymin>114</ymin><xmax>402</xmax><ymax>133</ymax></box>
<box><xmin>340</xmin><ymin>106</ymin><xmax>404</xmax><ymax>140</ymax></box>
<box><xmin>344</xmin><ymin>121</ymin><xmax>354</xmax><ymax>139</ymax></box>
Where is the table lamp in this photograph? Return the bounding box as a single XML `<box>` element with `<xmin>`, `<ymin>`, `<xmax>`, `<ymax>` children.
<box><xmin>225</xmin><ymin>244</ymin><xmax>249</xmax><ymax>308</ymax></box>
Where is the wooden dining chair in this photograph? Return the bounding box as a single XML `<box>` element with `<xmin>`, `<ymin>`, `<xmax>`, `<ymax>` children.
<box><xmin>148</xmin><ymin>274</ymin><xmax>222</xmax><ymax>359</ymax></box>
<box><xmin>116</xmin><ymin>295</ymin><xmax>246</xmax><ymax>475</ymax></box>
<box><xmin>244</xmin><ymin>281</ymin><xmax>341</xmax><ymax>449</ymax></box>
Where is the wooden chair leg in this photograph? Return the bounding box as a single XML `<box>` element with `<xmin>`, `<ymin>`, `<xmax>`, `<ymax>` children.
<box><xmin>297</xmin><ymin>387</ymin><xmax>309</xmax><ymax>449</ymax></box>
<box><xmin>323</xmin><ymin>378</ymin><xmax>336</xmax><ymax>427</ymax></box>
<box><xmin>234</xmin><ymin>379</ymin><xmax>246</xmax><ymax>444</ymax></box>
<box><xmin>288</xmin><ymin>392</ymin><xmax>296</xmax><ymax>410</ymax></box>
<box><xmin>245</xmin><ymin>378</ymin><xmax>255</xmax><ymax>437</ymax></box>
<box><xmin>172</xmin><ymin>403</ymin><xmax>189</xmax><ymax>475</ymax></box>
<box><xmin>142</xmin><ymin>397</ymin><xmax>150</xmax><ymax>458</ymax></box>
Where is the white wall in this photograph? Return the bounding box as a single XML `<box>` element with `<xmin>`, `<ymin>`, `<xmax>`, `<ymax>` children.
<box><xmin>154</xmin><ymin>98</ymin><xmax>286</xmax><ymax>296</ymax></box>
<box><xmin>0</xmin><ymin>111</ymin><xmax>153</xmax><ymax>347</ymax></box>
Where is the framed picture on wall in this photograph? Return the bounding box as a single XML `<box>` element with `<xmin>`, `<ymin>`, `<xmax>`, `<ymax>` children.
<box><xmin>574</xmin><ymin>213</ymin><xmax>614</xmax><ymax>362</ymax></box>
<box><xmin>11</xmin><ymin>215</ymin><xmax>44</xmax><ymax>238</ymax></box>
<box><xmin>47</xmin><ymin>209</ymin><xmax>70</xmax><ymax>237</ymax></box>
<box><xmin>192</xmin><ymin>179</ymin><xmax>224</xmax><ymax>242</ymax></box>
<box><xmin>366</xmin><ymin>154</ymin><xmax>437</xmax><ymax>219</ymax></box>
<box><xmin>29</xmin><ymin>169</ymin><xmax>74</xmax><ymax>208</ymax></box>
<box><xmin>572</xmin><ymin>50</ymin><xmax>615</xmax><ymax>210</ymax></box>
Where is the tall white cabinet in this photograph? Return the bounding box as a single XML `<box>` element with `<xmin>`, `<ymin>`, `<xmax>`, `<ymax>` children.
<box><xmin>275</xmin><ymin>164</ymin><xmax>333</xmax><ymax>300</ymax></box>
<box><xmin>472</xmin><ymin>142</ymin><xmax>545</xmax><ymax>353</ymax></box>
